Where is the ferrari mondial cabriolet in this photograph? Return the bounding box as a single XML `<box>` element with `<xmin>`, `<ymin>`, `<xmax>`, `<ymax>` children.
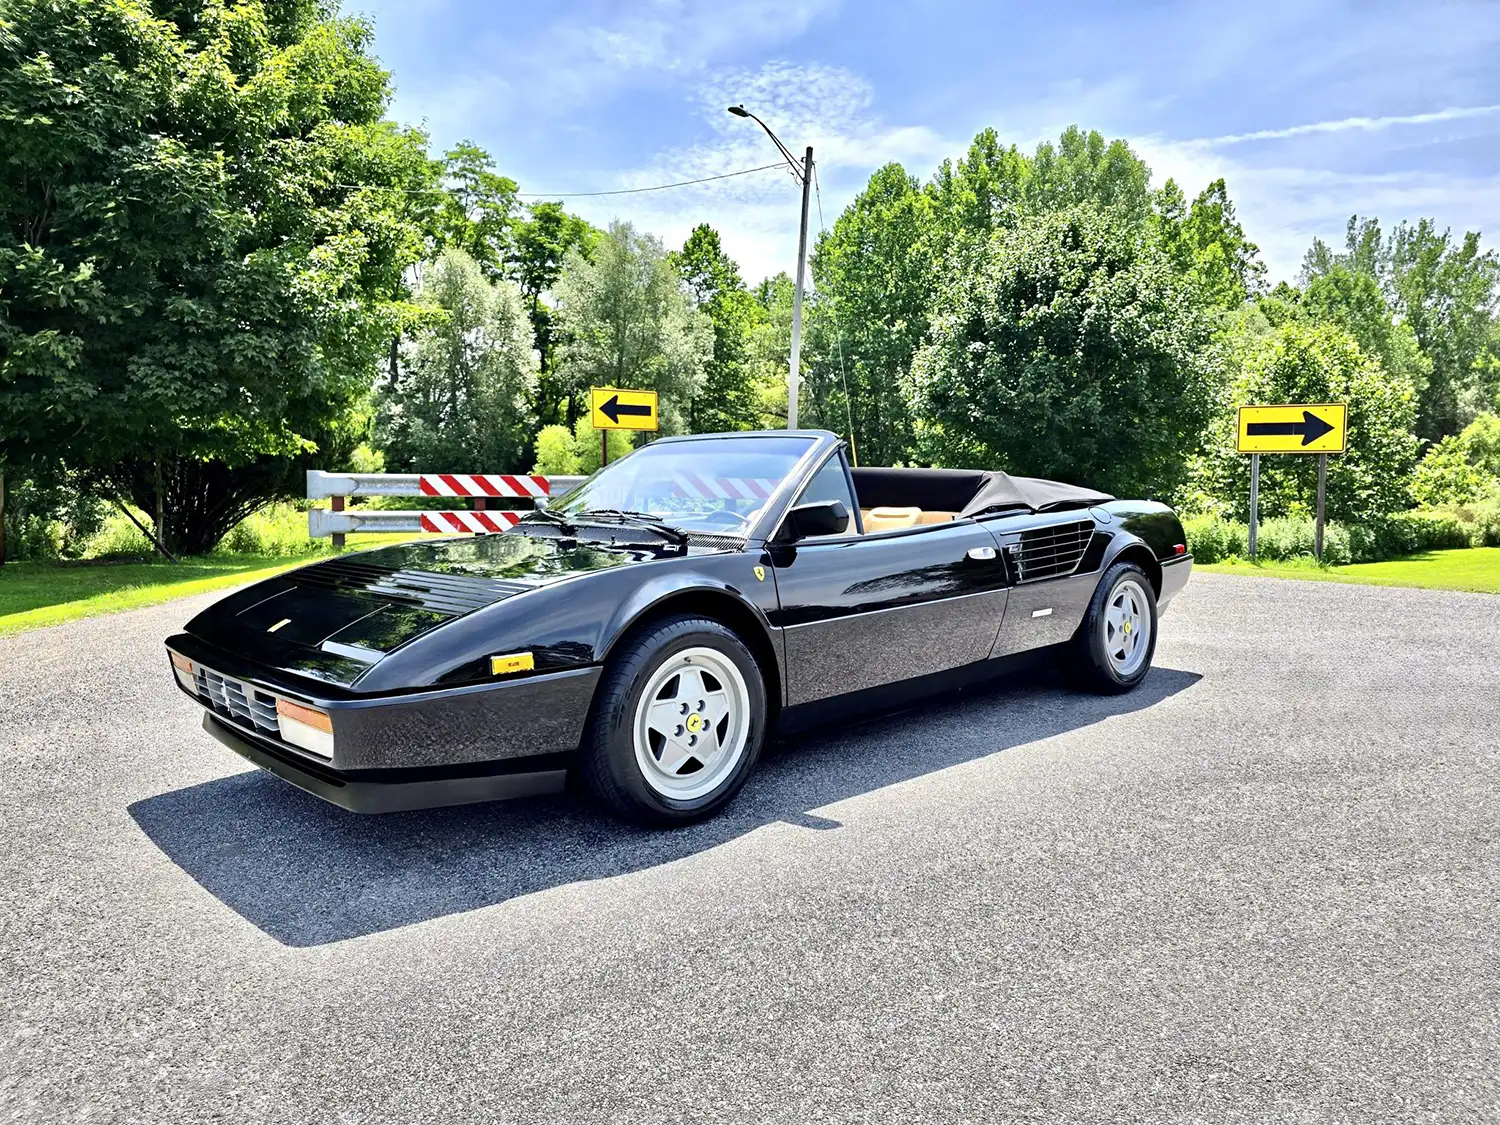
<box><xmin>166</xmin><ymin>430</ymin><xmax>1191</xmax><ymax>825</ymax></box>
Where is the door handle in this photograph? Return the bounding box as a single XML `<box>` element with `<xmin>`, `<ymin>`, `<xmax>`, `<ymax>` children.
<box><xmin>966</xmin><ymin>546</ymin><xmax>997</xmax><ymax>560</ymax></box>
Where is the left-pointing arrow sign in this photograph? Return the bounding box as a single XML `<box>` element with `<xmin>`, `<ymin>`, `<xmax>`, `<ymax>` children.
<box><xmin>1246</xmin><ymin>409</ymin><xmax>1336</xmax><ymax>447</ymax></box>
<box><xmin>600</xmin><ymin>394</ymin><xmax>651</xmax><ymax>424</ymax></box>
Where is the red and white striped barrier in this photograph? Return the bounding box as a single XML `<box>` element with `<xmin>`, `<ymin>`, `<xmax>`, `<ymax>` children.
<box><xmin>417</xmin><ymin>509</ymin><xmax>524</xmax><ymax>534</ymax></box>
<box><xmin>417</xmin><ymin>474</ymin><xmax>549</xmax><ymax>499</ymax></box>
<box><xmin>669</xmin><ymin>473</ymin><xmax>778</xmax><ymax>500</ymax></box>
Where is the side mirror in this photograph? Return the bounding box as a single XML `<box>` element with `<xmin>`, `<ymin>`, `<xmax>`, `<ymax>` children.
<box><xmin>783</xmin><ymin>499</ymin><xmax>849</xmax><ymax>540</ymax></box>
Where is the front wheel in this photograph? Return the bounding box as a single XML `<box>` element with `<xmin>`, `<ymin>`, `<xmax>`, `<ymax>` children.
<box><xmin>580</xmin><ymin>615</ymin><xmax>767</xmax><ymax>826</ymax></box>
<box><xmin>1069</xmin><ymin>562</ymin><xmax>1158</xmax><ymax>694</ymax></box>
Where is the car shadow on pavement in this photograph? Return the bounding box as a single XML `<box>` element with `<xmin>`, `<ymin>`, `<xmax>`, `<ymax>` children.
<box><xmin>129</xmin><ymin>666</ymin><xmax>1201</xmax><ymax>947</ymax></box>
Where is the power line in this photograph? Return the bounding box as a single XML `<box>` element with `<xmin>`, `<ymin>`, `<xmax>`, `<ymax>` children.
<box><xmin>329</xmin><ymin>161</ymin><xmax>788</xmax><ymax>199</ymax></box>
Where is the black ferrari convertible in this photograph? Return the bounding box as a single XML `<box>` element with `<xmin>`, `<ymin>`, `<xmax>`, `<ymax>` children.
<box><xmin>165</xmin><ymin>430</ymin><xmax>1191</xmax><ymax>825</ymax></box>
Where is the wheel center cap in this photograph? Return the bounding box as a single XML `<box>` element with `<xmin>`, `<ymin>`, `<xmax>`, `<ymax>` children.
<box><xmin>686</xmin><ymin>713</ymin><xmax>704</xmax><ymax>734</ymax></box>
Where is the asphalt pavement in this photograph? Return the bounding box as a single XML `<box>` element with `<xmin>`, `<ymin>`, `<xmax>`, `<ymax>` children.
<box><xmin>2</xmin><ymin>573</ymin><xmax>1498</xmax><ymax>1124</ymax></box>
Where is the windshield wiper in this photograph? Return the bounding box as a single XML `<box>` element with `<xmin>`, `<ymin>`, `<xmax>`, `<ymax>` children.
<box><xmin>519</xmin><ymin>507</ymin><xmax>575</xmax><ymax>534</ymax></box>
<box><xmin>575</xmin><ymin>508</ymin><xmax>688</xmax><ymax>546</ymax></box>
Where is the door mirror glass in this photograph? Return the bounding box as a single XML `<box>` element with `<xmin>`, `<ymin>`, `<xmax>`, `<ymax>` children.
<box><xmin>784</xmin><ymin>499</ymin><xmax>849</xmax><ymax>540</ymax></box>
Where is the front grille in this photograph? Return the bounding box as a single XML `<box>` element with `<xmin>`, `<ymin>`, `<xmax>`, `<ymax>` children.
<box><xmin>195</xmin><ymin>665</ymin><xmax>281</xmax><ymax>740</ymax></box>
<box><xmin>1012</xmin><ymin>520</ymin><xmax>1095</xmax><ymax>582</ymax></box>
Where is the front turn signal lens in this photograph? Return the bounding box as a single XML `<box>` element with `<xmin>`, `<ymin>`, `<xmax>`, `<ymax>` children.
<box><xmin>169</xmin><ymin>651</ymin><xmax>196</xmax><ymax>692</ymax></box>
<box><xmin>275</xmin><ymin>698</ymin><xmax>334</xmax><ymax>760</ymax></box>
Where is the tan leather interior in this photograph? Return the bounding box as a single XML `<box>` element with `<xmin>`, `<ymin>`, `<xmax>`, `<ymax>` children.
<box><xmin>857</xmin><ymin>507</ymin><xmax>959</xmax><ymax>533</ymax></box>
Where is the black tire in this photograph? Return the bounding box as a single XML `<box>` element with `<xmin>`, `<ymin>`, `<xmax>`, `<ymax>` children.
<box><xmin>580</xmin><ymin>614</ymin><xmax>767</xmax><ymax>827</ymax></box>
<box><xmin>1069</xmin><ymin>561</ymin><xmax>1159</xmax><ymax>694</ymax></box>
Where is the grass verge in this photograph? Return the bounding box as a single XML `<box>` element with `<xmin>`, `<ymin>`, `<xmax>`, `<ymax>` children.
<box><xmin>0</xmin><ymin>534</ymin><xmax>429</xmax><ymax>637</ymax></box>
<box><xmin>1199</xmin><ymin>547</ymin><xmax>1500</xmax><ymax>594</ymax></box>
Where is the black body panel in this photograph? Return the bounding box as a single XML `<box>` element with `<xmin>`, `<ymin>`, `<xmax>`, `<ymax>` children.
<box><xmin>766</xmin><ymin>520</ymin><xmax>1010</xmax><ymax>706</ymax></box>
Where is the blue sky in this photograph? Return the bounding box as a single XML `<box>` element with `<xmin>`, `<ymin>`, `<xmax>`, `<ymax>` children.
<box><xmin>352</xmin><ymin>0</ymin><xmax>1500</xmax><ymax>286</ymax></box>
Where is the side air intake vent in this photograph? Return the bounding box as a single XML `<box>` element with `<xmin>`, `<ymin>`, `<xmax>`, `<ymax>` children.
<box><xmin>1011</xmin><ymin>520</ymin><xmax>1095</xmax><ymax>583</ymax></box>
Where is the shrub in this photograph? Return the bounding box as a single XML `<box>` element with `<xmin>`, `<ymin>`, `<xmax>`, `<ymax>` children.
<box><xmin>1182</xmin><ymin>515</ymin><xmax>1246</xmax><ymax>564</ymax></box>
<box><xmin>1350</xmin><ymin>510</ymin><xmax>1475</xmax><ymax>562</ymax></box>
<box><xmin>213</xmin><ymin>503</ymin><xmax>323</xmax><ymax>557</ymax></box>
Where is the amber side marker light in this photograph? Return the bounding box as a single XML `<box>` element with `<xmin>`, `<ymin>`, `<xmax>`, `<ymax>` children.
<box><xmin>490</xmin><ymin>652</ymin><xmax>535</xmax><ymax>676</ymax></box>
<box><xmin>169</xmin><ymin>651</ymin><xmax>196</xmax><ymax>692</ymax></box>
<box><xmin>275</xmin><ymin>698</ymin><xmax>334</xmax><ymax>759</ymax></box>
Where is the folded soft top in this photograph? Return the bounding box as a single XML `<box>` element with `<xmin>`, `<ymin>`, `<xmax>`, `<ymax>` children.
<box><xmin>849</xmin><ymin>467</ymin><xmax>1112</xmax><ymax>517</ymax></box>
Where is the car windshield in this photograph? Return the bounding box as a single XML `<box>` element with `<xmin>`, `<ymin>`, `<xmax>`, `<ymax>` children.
<box><xmin>546</xmin><ymin>435</ymin><xmax>818</xmax><ymax>536</ymax></box>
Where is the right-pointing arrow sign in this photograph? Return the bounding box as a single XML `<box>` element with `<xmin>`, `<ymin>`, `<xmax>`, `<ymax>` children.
<box><xmin>1237</xmin><ymin>402</ymin><xmax>1348</xmax><ymax>454</ymax></box>
<box><xmin>1246</xmin><ymin>409</ymin><xmax>1336</xmax><ymax>447</ymax></box>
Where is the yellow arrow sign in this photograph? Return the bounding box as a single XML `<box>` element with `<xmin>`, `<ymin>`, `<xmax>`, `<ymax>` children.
<box><xmin>590</xmin><ymin>387</ymin><xmax>659</xmax><ymax>432</ymax></box>
<box><xmin>1237</xmin><ymin>403</ymin><xmax>1348</xmax><ymax>454</ymax></box>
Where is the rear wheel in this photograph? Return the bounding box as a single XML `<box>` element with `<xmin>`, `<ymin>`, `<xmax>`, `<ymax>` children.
<box><xmin>580</xmin><ymin>615</ymin><xmax>766</xmax><ymax>826</ymax></box>
<box><xmin>1069</xmin><ymin>561</ymin><xmax>1158</xmax><ymax>694</ymax></box>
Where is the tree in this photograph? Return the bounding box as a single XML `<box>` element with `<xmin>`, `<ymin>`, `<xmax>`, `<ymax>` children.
<box><xmin>1302</xmin><ymin>216</ymin><xmax>1499</xmax><ymax>440</ymax></box>
<box><xmin>1410</xmin><ymin>412</ymin><xmax>1500</xmax><ymax>505</ymax></box>
<box><xmin>674</xmin><ymin>224</ymin><xmax>762</xmax><ymax>433</ymax></box>
<box><xmin>551</xmin><ymin>221</ymin><xmax>711</xmax><ymax>432</ymax></box>
<box><xmin>509</xmin><ymin>201</ymin><xmax>598</xmax><ymax>415</ymax></box>
<box><xmin>906</xmin><ymin>207</ymin><xmax>1215</xmax><ymax>498</ymax></box>
<box><xmin>1299</xmin><ymin>266</ymin><xmax>1429</xmax><ymax>397</ymax></box>
<box><xmin>1155</xmin><ymin>178</ymin><xmax>1266</xmax><ymax>309</ymax></box>
<box><xmin>433</xmin><ymin>141</ymin><xmax>518</xmax><ymax>279</ymax></box>
<box><xmin>0</xmin><ymin>0</ymin><xmax>435</xmax><ymax>553</ymax></box>
<box><xmin>1190</xmin><ymin>320</ymin><xmax>1420</xmax><ymax>522</ymax></box>
<box><xmin>375</xmin><ymin>248</ymin><xmax>538</xmax><ymax>472</ymax></box>
<box><xmin>805</xmin><ymin>164</ymin><xmax>936</xmax><ymax>464</ymax></box>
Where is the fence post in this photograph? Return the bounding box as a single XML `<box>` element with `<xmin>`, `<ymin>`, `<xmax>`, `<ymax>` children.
<box><xmin>331</xmin><ymin>495</ymin><xmax>345</xmax><ymax>549</ymax></box>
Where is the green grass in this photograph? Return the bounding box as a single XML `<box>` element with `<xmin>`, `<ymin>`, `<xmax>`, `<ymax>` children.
<box><xmin>1200</xmin><ymin>547</ymin><xmax>1500</xmax><ymax>594</ymax></box>
<box><xmin>0</xmin><ymin>533</ymin><xmax>431</xmax><ymax>637</ymax></box>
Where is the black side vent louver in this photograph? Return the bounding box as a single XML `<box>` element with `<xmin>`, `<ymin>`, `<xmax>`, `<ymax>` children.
<box><xmin>1011</xmin><ymin>520</ymin><xmax>1095</xmax><ymax>583</ymax></box>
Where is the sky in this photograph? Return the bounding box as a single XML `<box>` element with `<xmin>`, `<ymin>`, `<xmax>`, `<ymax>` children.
<box><xmin>350</xmin><ymin>0</ymin><xmax>1500</xmax><ymax>287</ymax></box>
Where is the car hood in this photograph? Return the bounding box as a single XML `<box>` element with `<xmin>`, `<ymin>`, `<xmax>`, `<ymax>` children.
<box><xmin>181</xmin><ymin>530</ymin><xmax>677</xmax><ymax>688</ymax></box>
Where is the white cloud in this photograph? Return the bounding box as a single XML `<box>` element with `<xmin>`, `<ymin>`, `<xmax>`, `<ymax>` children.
<box><xmin>569</xmin><ymin>62</ymin><xmax>956</xmax><ymax>283</ymax></box>
<box><xmin>1195</xmin><ymin>104</ymin><xmax>1500</xmax><ymax>146</ymax></box>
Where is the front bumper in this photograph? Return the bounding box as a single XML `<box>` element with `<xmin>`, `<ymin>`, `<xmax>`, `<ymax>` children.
<box><xmin>166</xmin><ymin>633</ymin><xmax>600</xmax><ymax>811</ymax></box>
<box><xmin>202</xmin><ymin>714</ymin><xmax>569</xmax><ymax>813</ymax></box>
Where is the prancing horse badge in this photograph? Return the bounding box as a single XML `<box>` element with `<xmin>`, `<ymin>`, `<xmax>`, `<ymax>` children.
<box><xmin>753</xmin><ymin>566</ymin><xmax>765</xmax><ymax>582</ymax></box>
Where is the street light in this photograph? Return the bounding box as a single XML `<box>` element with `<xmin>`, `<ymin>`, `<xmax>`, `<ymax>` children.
<box><xmin>728</xmin><ymin>104</ymin><xmax>813</xmax><ymax>430</ymax></box>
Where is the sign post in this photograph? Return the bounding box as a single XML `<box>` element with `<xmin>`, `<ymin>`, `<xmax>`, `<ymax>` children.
<box><xmin>1236</xmin><ymin>403</ymin><xmax>1348</xmax><ymax>564</ymax></box>
<box><xmin>1248</xmin><ymin>454</ymin><xmax>1260</xmax><ymax>561</ymax></box>
<box><xmin>590</xmin><ymin>387</ymin><xmax>660</xmax><ymax>469</ymax></box>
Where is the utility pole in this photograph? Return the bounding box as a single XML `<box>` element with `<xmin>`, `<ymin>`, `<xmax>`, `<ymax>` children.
<box><xmin>728</xmin><ymin>105</ymin><xmax>813</xmax><ymax>430</ymax></box>
<box><xmin>787</xmin><ymin>145</ymin><xmax>813</xmax><ymax>430</ymax></box>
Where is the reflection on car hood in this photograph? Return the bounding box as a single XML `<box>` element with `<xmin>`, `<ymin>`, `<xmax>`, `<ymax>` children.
<box><xmin>181</xmin><ymin>529</ymin><xmax>708</xmax><ymax>689</ymax></box>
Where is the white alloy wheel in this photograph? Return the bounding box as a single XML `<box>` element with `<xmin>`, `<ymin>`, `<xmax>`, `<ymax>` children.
<box><xmin>1103</xmin><ymin>578</ymin><xmax>1152</xmax><ymax>677</ymax></box>
<box><xmin>632</xmin><ymin>646</ymin><xmax>752</xmax><ymax>801</ymax></box>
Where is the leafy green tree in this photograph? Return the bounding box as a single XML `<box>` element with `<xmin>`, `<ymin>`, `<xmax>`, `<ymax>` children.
<box><xmin>1025</xmin><ymin>126</ymin><xmax>1154</xmax><ymax>226</ymax></box>
<box><xmin>674</xmin><ymin>224</ymin><xmax>762</xmax><ymax>433</ymax></box>
<box><xmin>375</xmin><ymin>248</ymin><xmax>538</xmax><ymax>472</ymax></box>
<box><xmin>551</xmin><ymin>221</ymin><xmax>711</xmax><ymax>432</ymax></box>
<box><xmin>0</xmin><ymin>0</ymin><xmax>434</xmax><ymax>553</ymax></box>
<box><xmin>1155</xmin><ymin>178</ymin><xmax>1266</xmax><ymax>309</ymax></box>
<box><xmin>906</xmin><ymin>206</ymin><xmax>1215</xmax><ymax>497</ymax></box>
<box><xmin>1302</xmin><ymin>216</ymin><xmax>1499</xmax><ymax>440</ymax></box>
<box><xmin>529</xmin><ymin>419</ymin><xmax>630</xmax><ymax>476</ymax></box>
<box><xmin>1411</xmin><ymin>412</ymin><xmax>1500</xmax><ymax>505</ymax></box>
<box><xmin>1190</xmin><ymin>320</ymin><xmax>1420</xmax><ymax>522</ymax></box>
<box><xmin>806</xmin><ymin>164</ymin><xmax>937</xmax><ymax>463</ymax></box>
<box><xmin>509</xmin><ymin>201</ymin><xmax>598</xmax><ymax>412</ymax></box>
<box><xmin>1300</xmin><ymin>266</ymin><xmax>1429</xmax><ymax>396</ymax></box>
<box><xmin>434</xmin><ymin>141</ymin><xmax>518</xmax><ymax>278</ymax></box>
<box><xmin>747</xmin><ymin>272</ymin><xmax>795</xmax><ymax>429</ymax></box>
